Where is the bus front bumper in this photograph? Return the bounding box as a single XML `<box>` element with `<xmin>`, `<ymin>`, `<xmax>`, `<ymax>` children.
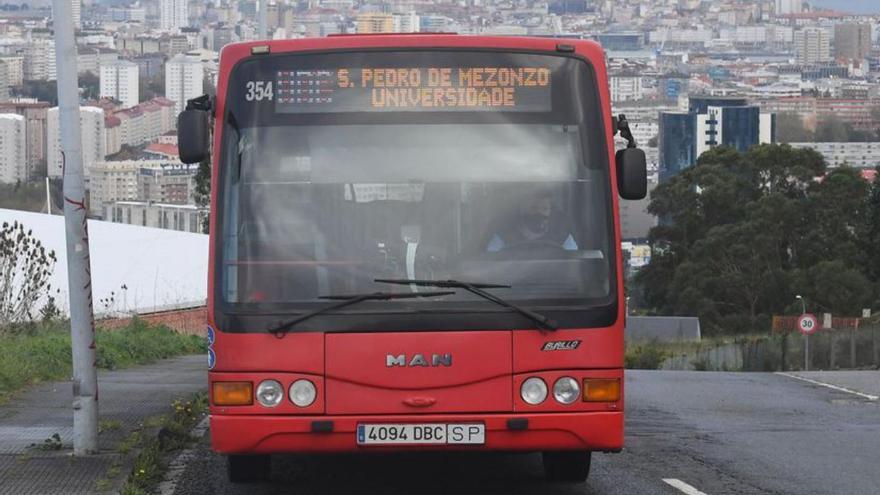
<box><xmin>211</xmin><ymin>411</ymin><xmax>623</xmax><ymax>454</ymax></box>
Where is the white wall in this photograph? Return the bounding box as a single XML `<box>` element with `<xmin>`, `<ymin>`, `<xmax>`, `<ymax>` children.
<box><xmin>0</xmin><ymin>208</ymin><xmax>208</xmax><ymax>318</ymax></box>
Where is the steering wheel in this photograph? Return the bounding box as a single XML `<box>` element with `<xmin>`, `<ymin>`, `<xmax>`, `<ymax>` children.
<box><xmin>501</xmin><ymin>238</ymin><xmax>571</xmax><ymax>253</ymax></box>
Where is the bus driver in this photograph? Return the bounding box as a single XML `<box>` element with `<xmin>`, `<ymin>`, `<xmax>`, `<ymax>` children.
<box><xmin>486</xmin><ymin>189</ymin><xmax>578</xmax><ymax>252</ymax></box>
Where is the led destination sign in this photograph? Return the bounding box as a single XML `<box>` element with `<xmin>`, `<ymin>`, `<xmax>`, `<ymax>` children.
<box><xmin>274</xmin><ymin>66</ymin><xmax>553</xmax><ymax>113</ymax></box>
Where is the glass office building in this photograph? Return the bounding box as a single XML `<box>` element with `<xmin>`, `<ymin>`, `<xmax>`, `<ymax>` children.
<box><xmin>659</xmin><ymin>97</ymin><xmax>775</xmax><ymax>182</ymax></box>
<box><xmin>720</xmin><ymin>106</ymin><xmax>760</xmax><ymax>152</ymax></box>
<box><xmin>659</xmin><ymin>112</ymin><xmax>697</xmax><ymax>182</ymax></box>
<box><xmin>688</xmin><ymin>96</ymin><xmax>748</xmax><ymax>115</ymax></box>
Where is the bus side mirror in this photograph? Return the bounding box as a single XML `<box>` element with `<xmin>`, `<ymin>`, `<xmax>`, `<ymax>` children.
<box><xmin>178</xmin><ymin>109</ymin><xmax>210</xmax><ymax>164</ymax></box>
<box><xmin>616</xmin><ymin>148</ymin><xmax>647</xmax><ymax>200</ymax></box>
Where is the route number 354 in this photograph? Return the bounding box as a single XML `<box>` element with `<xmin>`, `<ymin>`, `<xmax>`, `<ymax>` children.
<box><xmin>245</xmin><ymin>81</ymin><xmax>273</xmax><ymax>101</ymax></box>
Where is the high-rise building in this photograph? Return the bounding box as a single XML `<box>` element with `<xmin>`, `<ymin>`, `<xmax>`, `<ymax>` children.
<box><xmin>0</xmin><ymin>100</ymin><xmax>50</xmax><ymax>177</ymax></box>
<box><xmin>165</xmin><ymin>55</ymin><xmax>204</xmax><ymax>118</ymax></box>
<box><xmin>356</xmin><ymin>13</ymin><xmax>395</xmax><ymax>33</ymax></box>
<box><xmin>659</xmin><ymin>112</ymin><xmax>697</xmax><ymax>182</ymax></box>
<box><xmin>0</xmin><ymin>114</ymin><xmax>26</xmax><ymax>183</ymax></box>
<box><xmin>420</xmin><ymin>15</ymin><xmax>449</xmax><ymax>33</ymax></box>
<box><xmin>46</xmin><ymin>107</ymin><xmax>106</xmax><ymax>179</ymax></box>
<box><xmin>100</xmin><ymin>60</ymin><xmax>139</xmax><ymax>109</ymax></box>
<box><xmin>0</xmin><ymin>62</ymin><xmax>9</xmax><ymax>102</ymax></box>
<box><xmin>22</xmin><ymin>40</ymin><xmax>57</xmax><ymax>81</ymax></box>
<box><xmin>208</xmin><ymin>25</ymin><xmax>236</xmax><ymax>52</ymax></box>
<box><xmin>610</xmin><ymin>74</ymin><xmax>644</xmax><ymax>102</ymax></box>
<box><xmin>834</xmin><ymin>23</ymin><xmax>872</xmax><ymax>61</ymax></box>
<box><xmin>775</xmin><ymin>0</ymin><xmax>802</xmax><ymax>15</ymax></box>
<box><xmin>72</xmin><ymin>0</ymin><xmax>81</xmax><ymax>29</ymax></box>
<box><xmin>0</xmin><ymin>56</ymin><xmax>24</xmax><ymax>87</ymax></box>
<box><xmin>105</xmin><ymin>201</ymin><xmax>207</xmax><ymax>233</ymax></box>
<box><xmin>794</xmin><ymin>27</ymin><xmax>831</xmax><ymax>65</ymax></box>
<box><xmin>161</xmin><ymin>0</ymin><xmax>189</xmax><ymax>31</ymax></box>
<box><xmin>659</xmin><ymin>97</ymin><xmax>775</xmax><ymax>181</ymax></box>
<box><xmin>393</xmin><ymin>12</ymin><xmax>420</xmax><ymax>33</ymax></box>
<box><xmin>89</xmin><ymin>160</ymin><xmax>199</xmax><ymax>215</ymax></box>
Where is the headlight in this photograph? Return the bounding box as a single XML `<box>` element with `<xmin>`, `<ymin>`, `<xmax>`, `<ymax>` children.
<box><xmin>255</xmin><ymin>380</ymin><xmax>283</xmax><ymax>407</ymax></box>
<box><xmin>553</xmin><ymin>377</ymin><xmax>580</xmax><ymax>404</ymax></box>
<box><xmin>289</xmin><ymin>379</ymin><xmax>317</xmax><ymax>407</ymax></box>
<box><xmin>520</xmin><ymin>377</ymin><xmax>548</xmax><ymax>405</ymax></box>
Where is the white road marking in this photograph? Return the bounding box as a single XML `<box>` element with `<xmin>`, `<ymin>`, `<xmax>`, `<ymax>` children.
<box><xmin>775</xmin><ymin>372</ymin><xmax>879</xmax><ymax>401</ymax></box>
<box><xmin>663</xmin><ymin>478</ymin><xmax>708</xmax><ymax>495</ymax></box>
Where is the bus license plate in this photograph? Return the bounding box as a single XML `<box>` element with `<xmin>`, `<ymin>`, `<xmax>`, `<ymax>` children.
<box><xmin>357</xmin><ymin>423</ymin><xmax>485</xmax><ymax>445</ymax></box>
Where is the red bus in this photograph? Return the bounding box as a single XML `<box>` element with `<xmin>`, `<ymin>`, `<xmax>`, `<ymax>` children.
<box><xmin>178</xmin><ymin>34</ymin><xmax>646</xmax><ymax>484</ymax></box>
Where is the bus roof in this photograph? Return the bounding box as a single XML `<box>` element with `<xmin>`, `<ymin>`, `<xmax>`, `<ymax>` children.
<box><xmin>217</xmin><ymin>35</ymin><xmax>606</xmax><ymax>72</ymax></box>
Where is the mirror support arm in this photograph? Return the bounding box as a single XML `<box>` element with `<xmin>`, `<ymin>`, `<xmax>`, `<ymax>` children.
<box><xmin>616</xmin><ymin>114</ymin><xmax>637</xmax><ymax>149</ymax></box>
<box><xmin>186</xmin><ymin>94</ymin><xmax>213</xmax><ymax>113</ymax></box>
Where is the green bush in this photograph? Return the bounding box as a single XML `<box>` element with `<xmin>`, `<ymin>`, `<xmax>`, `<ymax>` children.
<box><xmin>0</xmin><ymin>319</ymin><xmax>206</xmax><ymax>403</ymax></box>
<box><xmin>95</xmin><ymin>318</ymin><xmax>205</xmax><ymax>370</ymax></box>
<box><xmin>625</xmin><ymin>344</ymin><xmax>669</xmax><ymax>369</ymax></box>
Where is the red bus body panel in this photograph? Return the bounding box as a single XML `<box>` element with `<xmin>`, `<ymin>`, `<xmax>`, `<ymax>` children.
<box><xmin>325</xmin><ymin>331</ymin><xmax>512</xmax><ymax>414</ymax></box>
<box><xmin>207</xmin><ymin>35</ymin><xmax>625</xmax><ymax>454</ymax></box>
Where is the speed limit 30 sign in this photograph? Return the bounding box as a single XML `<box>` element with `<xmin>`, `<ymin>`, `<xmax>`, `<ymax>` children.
<box><xmin>797</xmin><ymin>314</ymin><xmax>819</xmax><ymax>335</ymax></box>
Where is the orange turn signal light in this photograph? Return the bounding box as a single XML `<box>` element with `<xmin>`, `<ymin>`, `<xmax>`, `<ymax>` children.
<box><xmin>213</xmin><ymin>381</ymin><xmax>253</xmax><ymax>406</ymax></box>
<box><xmin>583</xmin><ymin>378</ymin><xmax>620</xmax><ymax>402</ymax></box>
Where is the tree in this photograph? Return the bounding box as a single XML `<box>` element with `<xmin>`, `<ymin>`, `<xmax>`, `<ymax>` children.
<box><xmin>106</xmin><ymin>144</ymin><xmax>145</xmax><ymax>161</ymax></box>
<box><xmin>797</xmin><ymin>166</ymin><xmax>870</xmax><ymax>269</ymax></box>
<box><xmin>775</xmin><ymin>112</ymin><xmax>813</xmax><ymax>143</ymax></box>
<box><xmin>672</xmin><ymin>219</ymin><xmax>790</xmax><ymax>332</ymax></box>
<box><xmin>193</xmin><ymin>159</ymin><xmax>211</xmax><ymax>234</ymax></box>
<box><xmin>803</xmin><ymin>261</ymin><xmax>872</xmax><ymax>316</ymax></box>
<box><xmin>80</xmin><ymin>71</ymin><xmax>100</xmax><ymax>101</ymax></box>
<box><xmin>860</xmin><ymin>167</ymin><xmax>880</xmax><ymax>285</ymax></box>
<box><xmin>14</xmin><ymin>80</ymin><xmax>58</xmax><ymax>105</ymax></box>
<box><xmin>632</xmin><ymin>143</ymin><xmax>878</xmax><ymax>332</ymax></box>
<box><xmin>743</xmin><ymin>144</ymin><xmax>824</xmax><ymax>198</ymax></box>
<box><xmin>812</xmin><ymin>116</ymin><xmax>874</xmax><ymax>142</ymax></box>
<box><xmin>814</xmin><ymin>116</ymin><xmax>849</xmax><ymax>142</ymax></box>
<box><xmin>140</xmin><ymin>71</ymin><xmax>165</xmax><ymax>101</ymax></box>
<box><xmin>0</xmin><ymin>221</ymin><xmax>57</xmax><ymax>329</ymax></box>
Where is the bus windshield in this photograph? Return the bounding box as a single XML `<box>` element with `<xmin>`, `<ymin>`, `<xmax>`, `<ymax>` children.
<box><xmin>216</xmin><ymin>50</ymin><xmax>616</xmax><ymax>332</ymax></box>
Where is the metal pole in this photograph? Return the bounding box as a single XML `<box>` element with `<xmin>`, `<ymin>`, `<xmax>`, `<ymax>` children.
<box><xmin>259</xmin><ymin>0</ymin><xmax>268</xmax><ymax>39</ymax></box>
<box><xmin>804</xmin><ymin>334</ymin><xmax>810</xmax><ymax>371</ymax></box>
<box><xmin>45</xmin><ymin>176</ymin><xmax>51</xmax><ymax>214</ymax></box>
<box><xmin>52</xmin><ymin>0</ymin><xmax>98</xmax><ymax>455</ymax></box>
<box><xmin>795</xmin><ymin>296</ymin><xmax>807</xmax><ymax>371</ymax></box>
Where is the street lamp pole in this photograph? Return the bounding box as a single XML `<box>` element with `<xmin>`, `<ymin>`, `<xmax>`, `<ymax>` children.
<box><xmin>52</xmin><ymin>0</ymin><xmax>99</xmax><ymax>454</ymax></box>
<box><xmin>796</xmin><ymin>295</ymin><xmax>809</xmax><ymax>371</ymax></box>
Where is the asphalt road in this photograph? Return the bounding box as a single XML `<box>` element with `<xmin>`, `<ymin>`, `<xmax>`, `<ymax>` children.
<box><xmin>168</xmin><ymin>371</ymin><xmax>880</xmax><ymax>495</ymax></box>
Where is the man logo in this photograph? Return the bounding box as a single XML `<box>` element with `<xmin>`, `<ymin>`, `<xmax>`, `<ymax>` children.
<box><xmin>386</xmin><ymin>353</ymin><xmax>453</xmax><ymax>367</ymax></box>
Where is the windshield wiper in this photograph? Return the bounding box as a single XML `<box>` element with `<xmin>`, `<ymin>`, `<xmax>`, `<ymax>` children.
<box><xmin>270</xmin><ymin>291</ymin><xmax>455</xmax><ymax>338</ymax></box>
<box><xmin>374</xmin><ymin>279</ymin><xmax>558</xmax><ymax>331</ymax></box>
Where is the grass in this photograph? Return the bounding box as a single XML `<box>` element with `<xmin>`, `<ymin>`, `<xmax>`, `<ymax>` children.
<box><xmin>99</xmin><ymin>419</ymin><xmax>123</xmax><ymax>433</ymax></box>
<box><xmin>117</xmin><ymin>394</ymin><xmax>208</xmax><ymax>495</ymax></box>
<box><xmin>0</xmin><ymin>318</ymin><xmax>206</xmax><ymax>404</ymax></box>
